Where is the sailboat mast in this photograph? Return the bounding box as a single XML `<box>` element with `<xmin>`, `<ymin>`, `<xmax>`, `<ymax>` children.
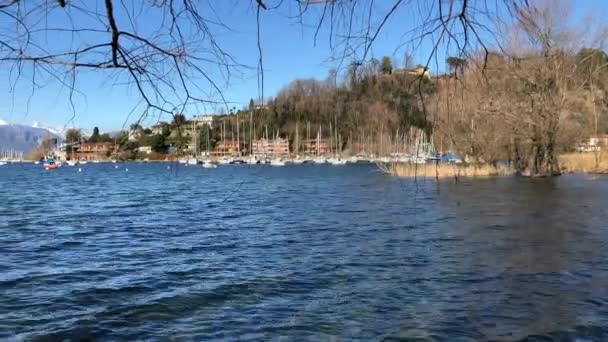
<box><xmin>249</xmin><ymin>108</ymin><xmax>253</xmax><ymax>155</ymax></box>
<box><xmin>295</xmin><ymin>121</ymin><xmax>299</xmax><ymax>155</ymax></box>
<box><xmin>236</xmin><ymin>113</ymin><xmax>240</xmax><ymax>156</ymax></box>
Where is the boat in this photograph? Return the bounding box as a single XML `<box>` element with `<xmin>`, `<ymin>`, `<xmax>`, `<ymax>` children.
<box><xmin>246</xmin><ymin>156</ymin><xmax>259</xmax><ymax>164</ymax></box>
<box><xmin>270</xmin><ymin>158</ymin><xmax>286</xmax><ymax>166</ymax></box>
<box><xmin>347</xmin><ymin>156</ymin><xmax>359</xmax><ymax>163</ymax></box>
<box><xmin>43</xmin><ymin>156</ymin><xmax>59</xmax><ymax>170</ymax></box>
<box><xmin>217</xmin><ymin>158</ymin><xmax>232</xmax><ymax>165</ymax></box>
<box><xmin>328</xmin><ymin>158</ymin><xmax>347</xmax><ymax>165</ymax></box>
<box><xmin>79</xmin><ymin>160</ymin><xmax>88</xmax><ymax>165</ymax></box>
<box><xmin>202</xmin><ymin>161</ymin><xmax>217</xmax><ymax>169</ymax></box>
<box><xmin>313</xmin><ymin>157</ymin><xmax>327</xmax><ymax>164</ymax></box>
<box><xmin>0</xmin><ymin>161</ymin><xmax>6</xmax><ymax>166</ymax></box>
<box><xmin>187</xmin><ymin>157</ymin><xmax>200</xmax><ymax>165</ymax></box>
<box><xmin>291</xmin><ymin>158</ymin><xmax>305</xmax><ymax>165</ymax></box>
<box><xmin>34</xmin><ymin>161</ymin><xmax>40</xmax><ymax>165</ymax></box>
<box><xmin>66</xmin><ymin>160</ymin><xmax>78</xmax><ymax>166</ymax></box>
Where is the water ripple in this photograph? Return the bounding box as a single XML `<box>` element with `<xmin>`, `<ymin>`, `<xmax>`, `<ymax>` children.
<box><xmin>1</xmin><ymin>164</ymin><xmax>608</xmax><ymax>340</ymax></box>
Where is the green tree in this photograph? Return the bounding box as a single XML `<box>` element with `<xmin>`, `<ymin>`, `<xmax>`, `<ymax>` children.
<box><xmin>88</xmin><ymin>127</ymin><xmax>100</xmax><ymax>142</ymax></box>
<box><xmin>142</xmin><ymin>134</ymin><xmax>167</xmax><ymax>152</ymax></box>
<box><xmin>446</xmin><ymin>56</ymin><xmax>467</xmax><ymax>75</ymax></box>
<box><xmin>380</xmin><ymin>56</ymin><xmax>393</xmax><ymax>75</ymax></box>
<box><xmin>171</xmin><ymin>114</ymin><xmax>187</xmax><ymax>128</ymax></box>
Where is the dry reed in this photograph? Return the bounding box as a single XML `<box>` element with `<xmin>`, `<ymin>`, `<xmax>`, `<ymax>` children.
<box><xmin>559</xmin><ymin>152</ymin><xmax>608</xmax><ymax>174</ymax></box>
<box><xmin>381</xmin><ymin>162</ymin><xmax>514</xmax><ymax>179</ymax></box>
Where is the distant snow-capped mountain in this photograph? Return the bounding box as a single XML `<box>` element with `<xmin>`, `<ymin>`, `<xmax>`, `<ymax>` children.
<box><xmin>31</xmin><ymin>121</ymin><xmax>64</xmax><ymax>137</ymax></box>
<box><xmin>0</xmin><ymin>119</ymin><xmax>63</xmax><ymax>153</ymax></box>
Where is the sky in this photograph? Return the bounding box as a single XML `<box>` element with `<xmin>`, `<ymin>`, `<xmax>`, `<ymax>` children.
<box><xmin>0</xmin><ymin>0</ymin><xmax>606</xmax><ymax>132</ymax></box>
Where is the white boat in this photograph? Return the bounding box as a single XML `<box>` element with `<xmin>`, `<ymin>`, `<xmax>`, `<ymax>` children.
<box><xmin>111</xmin><ymin>159</ymin><xmax>118</xmax><ymax>163</ymax></box>
<box><xmin>313</xmin><ymin>157</ymin><xmax>327</xmax><ymax>164</ymax></box>
<box><xmin>66</xmin><ymin>160</ymin><xmax>78</xmax><ymax>166</ymax></box>
<box><xmin>329</xmin><ymin>158</ymin><xmax>347</xmax><ymax>165</ymax></box>
<box><xmin>202</xmin><ymin>161</ymin><xmax>217</xmax><ymax>169</ymax></box>
<box><xmin>246</xmin><ymin>157</ymin><xmax>259</xmax><ymax>165</ymax></box>
<box><xmin>218</xmin><ymin>158</ymin><xmax>232</xmax><ymax>165</ymax></box>
<box><xmin>187</xmin><ymin>157</ymin><xmax>200</xmax><ymax>165</ymax></box>
<box><xmin>270</xmin><ymin>158</ymin><xmax>286</xmax><ymax>166</ymax></box>
<box><xmin>79</xmin><ymin>160</ymin><xmax>88</xmax><ymax>165</ymax></box>
<box><xmin>291</xmin><ymin>158</ymin><xmax>305</xmax><ymax>164</ymax></box>
<box><xmin>0</xmin><ymin>161</ymin><xmax>6</xmax><ymax>166</ymax></box>
<box><xmin>178</xmin><ymin>159</ymin><xmax>187</xmax><ymax>164</ymax></box>
<box><xmin>347</xmin><ymin>156</ymin><xmax>359</xmax><ymax>163</ymax></box>
<box><xmin>34</xmin><ymin>161</ymin><xmax>40</xmax><ymax>165</ymax></box>
<box><xmin>412</xmin><ymin>156</ymin><xmax>427</xmax><ymax>164</ymax></box>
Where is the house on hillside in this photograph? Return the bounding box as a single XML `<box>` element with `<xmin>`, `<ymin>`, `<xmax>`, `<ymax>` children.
<box><xmin>303</xmin><ymin>138</ymin><xmax>330</xmax><ymax>155</ymax></box>
<box><xmin>211</xmin><ymin>140</ymin><xmax>245</xmax><ymax>157</ymax></box>
<box><xmin>128</xmin><ymin>126</ymin><xmax>144</xmax><ymax>141</ymax></box>
<box><xmin>577</xmin><ymin>134</ymin><xmax>608</xmax><ymax>152</ymax></box>
<box><xmin>138</xmin><ymin>146</ymin><xmax>153</xmax><ymax>155</ymax></box>
<box><xmin>151</xmin><ymin>122</ymin><xmax>169</xmax><ymax>135</ymax></box>
<box><xmin>76</xmin><ymin>142</ymin><xmax>115</xmax><ymax>160</ymax></box>
<box><xmin>252</xmin><ymin>138</ymin><xmax>290</xmax><ymax>157</ymax></box>
<box><xmin>394</xmin><ymin>66</ymin><xmax>429</xmax><ymax>77</ymax></box>
<box><xmin>193</xmin><ymin>115</ymin><xmax>215</xmax><ymax>128</ymax></box>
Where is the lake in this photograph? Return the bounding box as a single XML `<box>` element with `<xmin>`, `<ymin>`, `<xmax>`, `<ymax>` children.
<box><xmin>1</xmin><ymin>162</ymin><xmax>608</xmax><ymax>340</ymax></box>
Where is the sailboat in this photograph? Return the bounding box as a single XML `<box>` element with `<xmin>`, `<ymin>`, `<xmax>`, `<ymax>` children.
<box><xmin>246</xmin><ymin>110</ymin><xmax>258</xmax><ymax>164</ymax></box>
<box><xmin>313</xmin><ymin>125</ymin><xmax>327</xmax><ymax>164</ymax></box>
<box><xmin>328</xmin><ymin>116</ymin><xmax>347</xmax><ymax>165</ymax></box>
<box><xmin>187</xmin><ymin>121</ymin><xmax>200</xmax><ymax>165</ymax></box>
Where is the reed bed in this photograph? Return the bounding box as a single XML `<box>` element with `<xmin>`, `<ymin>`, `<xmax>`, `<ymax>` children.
<box><xmin>380</xmin><ymin>162</ymin><xmax>514</xmax><ymax>179</ymax></box>
<box><xmin>559</xmin><ymin>152</ymin><xmax>608</xmax><ymax>174</ymax></box>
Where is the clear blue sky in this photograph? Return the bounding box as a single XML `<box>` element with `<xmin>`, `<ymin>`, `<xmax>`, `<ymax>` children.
<box><xmin>0</xmin><ymin>0</ymin><xmax>605</xmax><ymax>132</ymax></box>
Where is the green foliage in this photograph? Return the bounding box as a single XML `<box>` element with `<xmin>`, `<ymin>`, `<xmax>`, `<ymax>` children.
<box><xmin>171</xmin><ymin>114</ymin><xmax>187</xmax><ymax>128</ymax></box>
<box><xmin>141</xmin><ymin>133</ymin><xmax>168</xmax><ymax>153</ymax></box>
<box><xmin>88</xmin><ymin>126</ymin><xmax>100</xmax><ymax>142</ymax></box>
<box><xmin>380</xmin><ymin>56</ymin><xmax>393</xmax><ymax>75</ymax></box>
<box><xmin>446</xmin><ymin>56</ymin><xmax>467</xmax><ymax>73</ymax></box>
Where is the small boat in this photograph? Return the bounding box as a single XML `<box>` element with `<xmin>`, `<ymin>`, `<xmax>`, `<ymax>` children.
<box><xmin>187</xmin><ymin>157</ymin><xmax>200</xmax><ymax>165</ymax></box>
<box><xmin>43</xmin><ymin>156</ymin><xmax>58</xmax><ymax>170</ymax></box>
<box><xmin>348</xmin><ymin>156</ymin><xmax>359</xmax><ymax>163</ymax></box>
<box><xmin>178</xmin><ymin>159</ymin><xmax>188</xmax><ymax>164</ymax></box>
<box><xmin>313</xmin><ymin>157</ymin><xmax>327</xmax><ymax>164</ymax></box>
<box><xmin>202</xmin><ymin>160</ymin><xmax>217</xmax><ymax>168</ymax></box>
<box><xmin>34</xmin><ymin>161</ymin><xmax>40</xmax><ymax>165</ymax></box>
<box><xmin>246</xmin><ymin>157</ymin><xmax>259</xmax><ymax>164</ymax></box>
<box><xmin>79</xmin><ymin>160</ymin><xmax>88</xmax><ymax>165</ymax></box>
<box><xmin>270</xmin><ymin>158</ymin><xmax>286</xmax><ymax>166</ymax></box>
<box><xmin>329</xmin><ymin>158</ymin><xmax>347</xmax><ymax>166</ymax></box>
<box><xmin>66</xmin><ymin>160</ymin><xmax>78</xmax><ymax>166</ymax></box>
<box><xmin>217</xmin><ymin>158</ymin><xmax>231</xmax><ymax>165</ymax></box>
<box><xmin>0</xmin><ymin>161</ymin><xmax>7</xmax><ymax>166</ymax></box>
<box><xmin>291</xmin><ymin>158</ymin><xmax>305</xmax><ymax>165</ymax></box>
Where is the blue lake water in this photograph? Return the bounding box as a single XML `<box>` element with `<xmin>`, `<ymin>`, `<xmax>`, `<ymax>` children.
<box><xmin>1</xmin><ymin>162</ymin><xmax>608</xmax><ymax>340</ymax></box>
